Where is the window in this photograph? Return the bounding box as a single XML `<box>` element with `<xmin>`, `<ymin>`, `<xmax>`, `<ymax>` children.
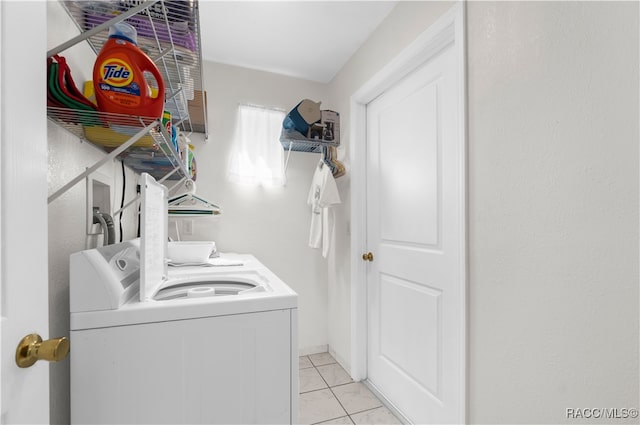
<box><xmin>228</xmin><ymin>105</ymin><xmax>286</xmax><ymax>187</ymax></box>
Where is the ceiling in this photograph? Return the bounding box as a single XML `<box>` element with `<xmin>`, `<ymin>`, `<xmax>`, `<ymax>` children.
<box><xmin>198</xmin><ymin>1</ymin><xmax>398</xmax><ymax>83</ymax></box>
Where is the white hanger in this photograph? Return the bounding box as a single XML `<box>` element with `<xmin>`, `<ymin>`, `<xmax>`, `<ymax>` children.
<box><xmin>168</xmin><ymin>180</ymin><xmax>222</xmax><ymax>217</ymax></box>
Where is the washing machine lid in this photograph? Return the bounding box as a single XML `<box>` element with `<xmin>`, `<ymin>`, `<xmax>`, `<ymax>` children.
<box><xmin>139</xmin><ymin>173</ymin><xmax>168</xmax><ymax>302</ymax></box>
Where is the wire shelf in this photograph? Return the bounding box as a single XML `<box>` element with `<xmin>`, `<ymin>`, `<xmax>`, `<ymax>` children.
<box><xmin>55</xmin><ymin>0</ymin><xmax>206</xmax><ymax>135</ymax></box>
<box><xmin>280</xmin><ymin>129</ymin><xmax>340</xmax><ymax>153</ymax></box>
<box><xmin>47</xmin><ymin>106</ymin><xmax>188</xmax><ymax>182</ymax></box>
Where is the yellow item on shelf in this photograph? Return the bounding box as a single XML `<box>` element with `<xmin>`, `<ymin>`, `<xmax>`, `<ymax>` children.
<box><xmin>188</xmin><ymin>144</ymin><xmax>196</xmax><ymax>180</ymax></box>
<box><xmin>83</xmin><ymin>126</ymin><xmax>156</xmax><ymax>148</ymax></box>
<box><xmin>82</xmin><ymin>81</ymin><xmax>157</xmax><ymax>148</ymax></box>
<box><xmin>83</xmin><ymin>81</ymin><xmax>98</xmax><ymax>106</ymax></box>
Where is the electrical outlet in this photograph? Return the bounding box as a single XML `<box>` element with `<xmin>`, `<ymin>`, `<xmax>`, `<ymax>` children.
<box><xmin>182</xmin><ymin>219</ymin><xmax>194</xmax><ymax>235</ymax></box>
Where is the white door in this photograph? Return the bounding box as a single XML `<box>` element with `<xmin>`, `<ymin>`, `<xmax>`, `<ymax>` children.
<box><xmin>365</xmin><ymin>38</ymin><xmax>464</xmax><ymax>424</ymax></box>
<box><xmin>0</xmin><ymin>1</ymin><xmax>51</xmax><ymax>423</ymax></box>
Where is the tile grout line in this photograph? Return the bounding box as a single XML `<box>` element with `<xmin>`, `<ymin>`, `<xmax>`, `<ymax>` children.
<box><xmin>320</xmin><ymin>364</ymin><xmax>356</xmax><ymax>425</ymax></box>
<box><xmin>305</xmin><ymin>355</ymin><xmax>388</xmax><ymax>425</ymax></box>
<box><xmin>302</xmin><ymin>356</ymin><xmax>346</xmax><ymax>425</ymax></box>
<box><xmin>300</xmin><ymin>364</ymin><xmax>328</xmax><ymax>394</ymax></box>
<box><xmin>310</xmin><ymin>358</ymin><xmax>354</xmax><ymax>425</ymax></box>
<box><xmin>314</xmin><ymin>357</ymin><xmax>388</xmax><ymax>424</ymax></box>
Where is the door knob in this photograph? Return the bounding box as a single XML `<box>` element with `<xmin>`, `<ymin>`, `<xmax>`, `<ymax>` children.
<box><xmin>362</xmin><ymin>252</ymin><xmax>374</xmax><ymax>262</ymax></box>
<box><xmin>15</xmin><ymin>334</ymin><xmax>69</xmax><ymax>368</ymax></box>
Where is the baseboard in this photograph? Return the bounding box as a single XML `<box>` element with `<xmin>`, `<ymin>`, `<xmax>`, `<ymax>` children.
<box><xmin>298</xmin><ymin>344</ymin><xmax>328</xmax><ymax>357</ymax></box>
<box><xmin>328</xmin><ymin>346</ymin><xmax>352</xmax><ymax>378</ymax></box>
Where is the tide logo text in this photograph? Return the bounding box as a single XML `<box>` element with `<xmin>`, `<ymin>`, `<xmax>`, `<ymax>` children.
<box><xmin>100</xmin><ymin>60</ymin><xmax>134</xmax><ymax>87</ymax></box>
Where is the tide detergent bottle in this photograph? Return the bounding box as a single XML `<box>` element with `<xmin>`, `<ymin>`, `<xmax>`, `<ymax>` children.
<box><xmin>93</xmin><ymin>22</ymin><xmax>165</xmax><ymax>121</ymax></box>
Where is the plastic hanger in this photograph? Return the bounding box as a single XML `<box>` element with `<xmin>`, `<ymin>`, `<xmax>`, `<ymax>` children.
<box><xmin>322</xmin><ymin>146</ymin><xmax>337</xmax><ymax>175</ymax></box>
<box><xmin>168</xmin><ymin>180</ymin><xmax>221</xmax><ymax>216</ymax></box>
<box><xmin>168</xmin><ymin>193</ymin><xmax>221</xmax><ymax>216</ymax></box>
<box><xmin>323</xmin><ymin>146</ymin><xmax>345</xmax><ymax>178</ymax></box>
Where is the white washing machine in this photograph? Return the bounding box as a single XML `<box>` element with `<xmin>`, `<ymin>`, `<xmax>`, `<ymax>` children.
<box><xmin>69</xmin><ymin>175</ymin><xmax>298</xmax><ymax>424</ymax></box>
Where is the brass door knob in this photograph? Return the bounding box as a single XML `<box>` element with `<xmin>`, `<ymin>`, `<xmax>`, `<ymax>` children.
<box><xmin>15</xmin><ymin>334</ymin><xmax>70</xmax><ymax>368</ymax></box>
<box><xmin>362</xmin><ymin>252</ymin><xmax>374</xmax><ymax>262</ymax></box>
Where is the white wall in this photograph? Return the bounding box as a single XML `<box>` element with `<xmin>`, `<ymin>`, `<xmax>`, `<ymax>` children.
<box><xmin>466</xmin><ymin>1</ymin><xmax>638</xmax><ymax>422</ymax></box>
<box><xmin>182</xmin><ymin>62</ymin><xmax>332</xmax><ymax>353</ymax></box>
<box><xmin>327</xmin><ymin>1</ymin><xmax>639</xmax><ymax>424</ymax></box>
<box><xmin>47</xmin><ymin>3</ymin><xmax>140</xmax><ymax>424</ymax></box>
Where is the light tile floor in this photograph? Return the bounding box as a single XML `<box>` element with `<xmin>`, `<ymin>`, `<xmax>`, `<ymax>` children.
<box><xmin>299</xmin><ymin>353</ymin><xmax>402</xmax><ymax>425</ymax></box>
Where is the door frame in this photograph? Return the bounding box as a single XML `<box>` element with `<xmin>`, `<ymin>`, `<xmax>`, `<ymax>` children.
<box><xmin>349</xmin><ymin>1</ymin><xmax>467</xmax><ymax>420</ymax></box>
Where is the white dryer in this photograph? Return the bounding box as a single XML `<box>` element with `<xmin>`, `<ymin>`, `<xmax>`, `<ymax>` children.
<box><xmin>69</xmin><ymin>175</ymin><xmax>298</xmax><ymax>424</ymax></box>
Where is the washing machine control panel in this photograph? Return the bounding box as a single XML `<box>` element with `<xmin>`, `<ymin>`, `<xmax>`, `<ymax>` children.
<box><xmin>70</xmin><ymin>240</ymin><xmax>141</xmax><ymax>313</ymax></box>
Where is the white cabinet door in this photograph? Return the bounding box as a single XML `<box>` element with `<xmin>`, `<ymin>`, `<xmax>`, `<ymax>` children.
<box><xmin>365</xmin><ymin>38</ymin><xmax>464</xmax><ymax>424</ymax></box>
<box><xmin>0</xmin><ymin>1</ymin><xmax>51</xmax><ymax>423</ymax></box>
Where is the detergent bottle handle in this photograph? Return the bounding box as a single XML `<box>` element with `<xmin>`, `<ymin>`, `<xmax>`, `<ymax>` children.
<box><xmin>142</xmin><ymin>59</ymin><xmax>165</xmax><ymax>102</ymax></box>
<box><xmin>154</xmin><ymin>67</ymin><xmax>165</xmax><ymax>101</ymax></box>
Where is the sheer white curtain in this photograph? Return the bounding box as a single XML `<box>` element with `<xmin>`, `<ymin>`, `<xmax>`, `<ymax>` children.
<box><xmin>228</xmin><ymin>105</ymin><xmax>286</xmax><ymax>187</ymax></box>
